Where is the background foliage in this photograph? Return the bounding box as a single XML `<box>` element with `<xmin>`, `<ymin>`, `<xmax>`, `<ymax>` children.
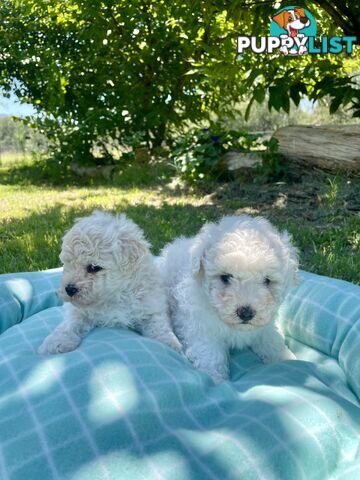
<box><xmin>0</xmin><ymin>0</ymin><xmax>359</xmax><ymax>164</ymax></box>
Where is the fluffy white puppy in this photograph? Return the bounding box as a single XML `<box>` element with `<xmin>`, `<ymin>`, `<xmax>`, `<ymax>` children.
<box><xmin>38</xmin><ymin>210</ymin><xmax>181</xmax><ymax>354</ymax></box>
<box><xmin>158</xmin><ymin>215</ymin><xmax>298</xmax><ymax>383</ymax></box>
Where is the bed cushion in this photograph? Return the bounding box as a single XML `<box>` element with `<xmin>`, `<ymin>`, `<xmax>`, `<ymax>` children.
<box><xmin>0</xmin><ymin>269</ymin><xmax>359</xmax><ymax>480</ymax></box>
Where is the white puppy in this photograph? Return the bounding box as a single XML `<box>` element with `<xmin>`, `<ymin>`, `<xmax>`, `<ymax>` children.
<box><xmin>158</xmin><ymin>215</ymin><xmax>298</xmax><ymax>383</ymax></box>
<box><xmin>38</xmin><ymin>210</ymin><xmax>181</xmax><ymax>354</ymax></box>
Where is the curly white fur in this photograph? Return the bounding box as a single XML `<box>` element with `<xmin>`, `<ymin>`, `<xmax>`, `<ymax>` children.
<box><xmin>38</xmin><ymin>210</ymin><xmax>181</xmax><ymax>355</ymax></box>
<box><xmin>157</xmin><ymin>215</ymin><xmax>298</xmax><ymax>383</ymax></box>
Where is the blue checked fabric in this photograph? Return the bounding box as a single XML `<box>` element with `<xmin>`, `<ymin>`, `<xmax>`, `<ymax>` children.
<box><xmin>0</xmin><ymin>269</ymin><xmax>359</xmax><ymax>480</ymax></box>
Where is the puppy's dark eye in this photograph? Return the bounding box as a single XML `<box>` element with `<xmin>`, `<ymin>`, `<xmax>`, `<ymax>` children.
<box><xmin>87</xmin><ymin>264</ymin><xmax>103</xmax><ymax>274</ymax></box>
<box><xmin>264</xmin><ymin>277</ymin><xmax>271</xmax><ymax>286</ymax></box>
<box><xmin>220</xmin><ymin>274</ymin><xmax>232</xmax><ymax>285</ymax></box>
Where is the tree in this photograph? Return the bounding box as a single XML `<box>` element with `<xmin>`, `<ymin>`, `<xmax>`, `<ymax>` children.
<box><xmin>0</xmin><ymin>0</ymin><xmax>358</xmax><ymax>164</ymax></box>
<box><xmin>315</xmin><ymin>1</ymin><xmax>359</xmax><ymax>37</ymax></box>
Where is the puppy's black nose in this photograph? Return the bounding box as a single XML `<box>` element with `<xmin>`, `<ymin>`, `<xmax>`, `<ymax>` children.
<box><xmin>65</xmin><ymin>284</ymin><xmax>78</xmax><ymax>297</ymax></box>
<box><xmin>300</xmin><ymin>16</ymin><xmax>308</xmax><ymax>24</ymax></box>
<box><xmin>237</xmin><ymin>305</ymin><xmax>255</xmax><ymax>323</ymax></box>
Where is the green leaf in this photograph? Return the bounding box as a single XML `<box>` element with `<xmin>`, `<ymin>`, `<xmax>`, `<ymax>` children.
<box><xmin>329</xmin><ymin>96</ymin><xmax>342</xmax><ymax>114</ymax></box>
<box><xmin>246</xmin><ymin>69</ymin><xmax>261</xmax><ymax>88</ymax></box>
<box><xmin>289</xmin><ymin>85</ymin><xmax>300</xmax><ymax>106</ymax></box>
<box><xmin>269</xmin><ymin>87</ymin><xmax>284</xmax><ymax>112</ymax></box>
<box><xmin>283</xmin><ymin>94</ymin><xmax>290</xmax><ymax>114</ymax></box>
<box><xmin>245</xmin><ymin>96</ymin><xmax>255</xmax><ymax>121</ymax></box>
<box><xmin>253</xmin><ymin>87</ymin><xmax>265</xmax><ymax>103</ymax></box>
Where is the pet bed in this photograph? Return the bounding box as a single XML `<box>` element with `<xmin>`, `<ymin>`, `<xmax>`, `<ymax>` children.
<box><xmin>0</xmin><ymin>268</ymin><xmax>359</xmax><ymax>480</ymax></box>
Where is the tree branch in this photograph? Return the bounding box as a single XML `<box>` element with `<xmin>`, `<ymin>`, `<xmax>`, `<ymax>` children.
<box><xmin>316</xmin><ymin>0</ymin><xmax>358</xmax><ymax>37</ymax></box>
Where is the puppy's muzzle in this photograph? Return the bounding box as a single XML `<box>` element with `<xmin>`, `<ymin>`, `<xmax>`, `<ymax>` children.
<box><xmin>236</xmin><ymin>305</ymin><xmax>255</xmax><ymax>323</ymax></box>
<box><xmin>65</xmin><ymin>284</ymin><xmax>79</xmax><ymax>297</ymax></box>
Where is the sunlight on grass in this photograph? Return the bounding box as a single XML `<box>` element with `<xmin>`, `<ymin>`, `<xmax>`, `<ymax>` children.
<box><xmin>0</xmin><ymin>152</ymin><xmax>32</xmax><ymax>166</ymax></box>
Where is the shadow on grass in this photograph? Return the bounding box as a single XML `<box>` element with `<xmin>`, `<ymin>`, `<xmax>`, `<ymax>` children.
<box><xmin>0</xmin><ymin>202</ymin><xmax>222</xmax><ymax>274</ymax></box>
<box><xmin>1</xmin><ymin>155</ymin><xmax>359</xmax><ymax>213</ymax></box>
<box><xmin>1</xmin><ymin>198</ymin><xmax>359</xmax><ymax>284</ymax></box>
<box><xmin>0</xmin><ymin>157</ymin><xmax>177</xmax><ymax>190</ymax></box>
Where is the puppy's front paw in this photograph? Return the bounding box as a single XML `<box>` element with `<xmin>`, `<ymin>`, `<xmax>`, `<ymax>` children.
<box><xmin>281</xmin><ymin>348</ymin><xmax>296</xmax><ymax>361</ymax></box>
<box><xmin>38</xmin><ymin>333</ymin><xmax>81</xmax><ymax>355</ymax></box>
<box><xmin>162</xmin><ymin>332</ymin><xmax>183</xmax><ymax>352</ymax></box>
<box><xmin>260</xmin><ymin>348</ymin><xmax>296</xmax><ymax>364</ymax></box>
<box><xmin>185</xmin><ymin>345</ymin><xmax>229</xmax><ymax>383</ymax></box>
<box><xmin>211</xmin><ymin>371</ymin><xmax>229</xmax><ymax>385</ymax></box>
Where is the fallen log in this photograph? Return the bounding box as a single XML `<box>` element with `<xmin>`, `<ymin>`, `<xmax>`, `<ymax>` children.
<box><xmin>71</xmin><ymin>162</ymin><xmax>116</xmax><ymax>179</ymax></box>
<box><xmin>222</xmin><ymin>151</ymin><xmax>263</xmax><ymax>171</ymax></box>
<box><xmin>273</xmin><ymin>124</ymin><xmax>360</xmax><ymax>173</ymax></box>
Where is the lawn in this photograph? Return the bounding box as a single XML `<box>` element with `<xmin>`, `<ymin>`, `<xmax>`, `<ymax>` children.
<box><xmin>0</xmin><ymin>156</ymin><xmax>359</xmax><ymax>284</ymax></box>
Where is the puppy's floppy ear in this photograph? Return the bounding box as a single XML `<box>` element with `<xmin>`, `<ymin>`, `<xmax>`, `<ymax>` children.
<box><xmin>190</xmin><ymin>222</ymin><xmax>216</xmax><ymax>277</ymax></box>
<box><xmin>272</xmin><ymin>10</ymin><xmax>289</xmax><ymax>29</ymax></box>
<box><xmin>294</xmin><ymin>7</ymin><xmax>306</xmax><ymax>18</ymax></box>
<box><xmin>280</xmin><ymin>231</ymin><xmax>299</xmax><ymax>290</ymax></box>
<box><xmin>114</xmin><ymin>236</ymin><xmax>150</xmax><ymax>265</ymax></box>
<box><xmin>112</xmin><ymin>215</ymin><xmax>151</xmax><ymax>266</ymax></box>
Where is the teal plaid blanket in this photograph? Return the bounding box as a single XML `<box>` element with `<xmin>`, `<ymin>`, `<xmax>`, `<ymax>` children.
<box><xmin>0</xmin><ymin>269</ymin><xmax>359</xmax><ymax>480</ymax></box>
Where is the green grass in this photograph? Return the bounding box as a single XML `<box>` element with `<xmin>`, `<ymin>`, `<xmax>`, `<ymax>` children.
<box><xmin>0</xmin><ymin>155</ymin><xmax>359</xmax><ymax>284</ymax></box>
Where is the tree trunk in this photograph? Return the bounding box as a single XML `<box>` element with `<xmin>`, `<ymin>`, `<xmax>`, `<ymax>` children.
<box><xmin>273</xmin><ymin>125</ymin><xmax>360</xmax><ymax>173</ymax></box>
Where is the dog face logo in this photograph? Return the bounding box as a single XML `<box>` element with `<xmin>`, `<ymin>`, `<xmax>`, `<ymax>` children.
<box><xmin>270</xmin><ymin>5</ymin><xmax>316</xmax><ymax>55</ymax></box>
<box><xmin>272</xmin><ymin>8</ymin><xmax>310</xmax><ymax>38</ymax></box>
